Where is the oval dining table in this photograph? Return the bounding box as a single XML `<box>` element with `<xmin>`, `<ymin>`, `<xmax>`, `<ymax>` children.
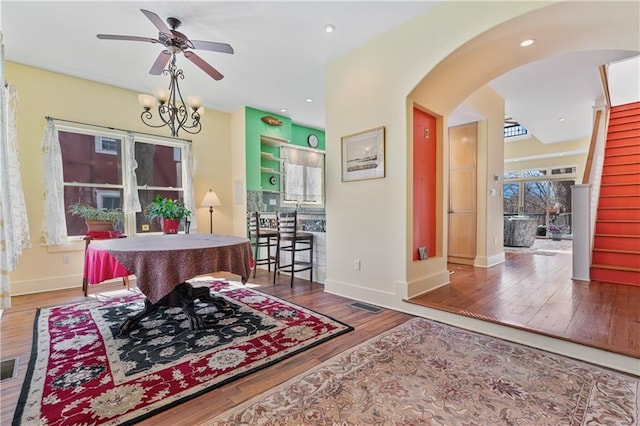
<box><xmin>83</xmin><ymin>233</ymin><xmax>252</xmax><ymax>332</ymax></box>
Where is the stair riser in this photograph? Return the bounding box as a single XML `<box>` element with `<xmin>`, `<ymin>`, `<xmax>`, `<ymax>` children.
<box><xmin>592</xmin><ymin>252</ymin><xmax>640</xmax><ymax>269</ymax></box>
<box><xmin>593</xmin><ymin>236</ymin><xmax>640</xmax><ymax>251</ymax></box>
<box><xmin>600</xmin><ymin>174</ymin><xmax>640</xmax><ymax>185</ymax></box>
<box><xmin>590</xmin><ymin>267</ymin><xmax>640</xmax><ymax>286</ymax></box>
<box><xmin>607</xmin><ymin>129</ymin><xmax>640</xmax><ymax>140</ymax></box>
<box><xmin>597</xmin><ymin>209</ymin><xmax>640</xmax><ymax>221</ymax></box>
<box><xmin>603</xmin><ymin>154</ymin><xmax>640</xmax><ymax>166</ymax></box>
<box><xmin>606</xmin><ymin>145</ymin><xmax>640</xmax><ymax>156</ymax></box>
<box><xmin>598</xmin><ymin>196</ymin><xmax>640</xmax><ymax>208</ymax></box>
<box><xmin>608</xmin><ymin>122</ymin><xmax>640</xmax><ymax>133</ymax></box>
<box><xmin>609</xmin><ymin>112</ymin><xmax>640</xmax><ymax>125</ymax></box>
<box><xmin>602</xmin><ymin>163</ymin><xmax>640</xmax><ymax>175</ymax></box>
<box><xmin>595</xmin><ymin>221</ymin><xmax>640</xmax><ymax>235</ymax></box>
<box><xmin>599</xmin><ymin>184</ymin><xmax>640</xmax><ymax>196</ymax></box>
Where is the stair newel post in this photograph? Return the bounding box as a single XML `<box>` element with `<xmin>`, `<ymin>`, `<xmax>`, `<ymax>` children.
<box><xmin>572</xmin><ymin>184</ymin><xmax>591</xmax><ymax>281</ymax></box>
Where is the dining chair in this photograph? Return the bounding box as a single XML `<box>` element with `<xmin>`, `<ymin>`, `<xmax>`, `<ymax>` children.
<box><xmin>82</xmin><ymin>234</ymin><xmax>129</xmax><ymax>296</ymax></box>
<box><xmin>273</xmin><ymin>211</ymin><xmax>314</xmax><ymax>287</ymax></box>
<box><xmin>247</xmin><ymin>211</ymin><xmax>278</xmax><ymax>278</ymax></box>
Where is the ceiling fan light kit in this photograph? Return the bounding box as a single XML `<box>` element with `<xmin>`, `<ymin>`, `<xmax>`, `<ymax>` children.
<box><xmin>97</xmin><ymin>9</ymin><xmax>234</xmax><ymax>138</ymax></box>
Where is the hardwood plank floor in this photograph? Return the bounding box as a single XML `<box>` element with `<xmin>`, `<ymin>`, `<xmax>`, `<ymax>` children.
<box><xmin>0</xmin><ymin>270</ymin><xmax>414</xmax><ymax>425</ymax></box>
<box><xmin>2</xmin><ymin>240</ymin><xmax>637</xmax><ymax>424</ymax></box>
<box><xmin>407</xmin><ymin>239</ymin><xmax>640</xmax><ymax>359</ymax></box>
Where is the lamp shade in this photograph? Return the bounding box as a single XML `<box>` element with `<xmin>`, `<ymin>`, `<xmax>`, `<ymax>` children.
<box><xmin>201</xmin><ymin>190</ymin><xmax>221</xmax><ymax>207</ymax></box>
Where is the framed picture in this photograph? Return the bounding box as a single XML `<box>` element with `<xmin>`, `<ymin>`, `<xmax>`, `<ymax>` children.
<box><xmin>341</xmin><ymin>126</ymin><xmax>385</xmax><ymax>182</ymax></box>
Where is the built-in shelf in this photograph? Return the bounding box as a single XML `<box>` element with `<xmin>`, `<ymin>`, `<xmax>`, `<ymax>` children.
<box><xmin>260</xmin><ymin>152</ymin><xmax>283</xmax><ymax>161</ymax></box>
<box><xmin>261</xmin><ymin>167</ymin><xmax>282</xmax><ymax>175</ymax></box>
<box><xmin>260</xmin><ymin>135</ymin><xmax>289</xmax><ymax>148</ymax></box>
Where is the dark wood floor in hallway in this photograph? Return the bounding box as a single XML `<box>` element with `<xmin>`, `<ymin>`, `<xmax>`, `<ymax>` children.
<box><xmin>406</xmin><ymin>238</ymin><xmax>640</xmax><ymax>359</ymax></box>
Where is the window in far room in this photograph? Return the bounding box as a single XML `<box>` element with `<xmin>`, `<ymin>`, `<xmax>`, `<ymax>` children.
<box><xmin>280</xmin><ymin>145</ymin><xmax>324</xmax><ymax>206</ymax></box>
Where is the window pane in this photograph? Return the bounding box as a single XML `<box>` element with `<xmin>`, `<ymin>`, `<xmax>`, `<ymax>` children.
<box><xmin>524</xmin><ymin>169</ymin><xmax>547</xmax><ymax>178</ymax></box>
<box><xmin>503</xmin><ymin>170</ymin><xmax>521</xmax><ymax>179</ymax></box>
<box><xmin>551</xmin><ymin>166</ymin><xmax>576</xmax><ymax>175</ymax></box>
<box><xmin>137</xmin><ymin>189</ymin><xmax>185</xmax><ymax>234</ymax></box>
<box><xmin>135</xmin><ymin>142</ymin><xmax>183</xmax><ymax>188</ymax></box>
<box><xmin>59</xmin><ymin>131</ymin><xmax>122</xmax><ymax>185</ymax></box>
<box><xmin>502</xmin><ymin>183</ymin><xmax>520</xmax><ymax>215</ymax></box>
<box><xmin>64</xmin><ymin>186</ymin><xmax>123</xmax><ymax>236</ymax></box>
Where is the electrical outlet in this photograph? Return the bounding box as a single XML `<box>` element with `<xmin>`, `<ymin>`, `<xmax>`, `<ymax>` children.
<box><xmin>63</xmin><ymin>255</ymin><xmax>70</xmax><ymax>264</ymax></box>
<box><xmin>142</xmin><ymin>224</ymin><xmax>150</xmax><ymax>231</ymax></box>
<box><xmin>354</xmin><ymin>260</ymin><xmax>361</xmax><ymax>271</ymax></box>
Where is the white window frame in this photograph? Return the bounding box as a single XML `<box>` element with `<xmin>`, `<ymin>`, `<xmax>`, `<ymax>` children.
<box><xmin>56</xmin><ymin>122</ymin><xmax>192</xmax><ymax>239</ymax></box>
<box><xmin>280</xmin><ymin>145</ymin><xmax>325</xmax><ymax>207</ymax></box>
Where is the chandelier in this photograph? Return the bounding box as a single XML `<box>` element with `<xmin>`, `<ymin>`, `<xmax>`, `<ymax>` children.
<box><xmin>138</xmin><ymin>53</ymin><xmax>203</xmax><ymax>137</ymax></box>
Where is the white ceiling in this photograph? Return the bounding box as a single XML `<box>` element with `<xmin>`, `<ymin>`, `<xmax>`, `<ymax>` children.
<box><xmin>2</xmin><ymin>1</ymin><xmax>637</xmax><ymax>143</ymax></box>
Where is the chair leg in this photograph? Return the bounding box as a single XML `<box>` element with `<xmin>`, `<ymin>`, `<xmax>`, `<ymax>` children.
<box><xmin>123</xmin><ymin>276</ymin><xmax>130</xmax><ymax>290</ymax></box>
<box><xmin>290</xmin><ymin>240</ymin><xmax>296</xmax><ymax>288</ymax></box>
<box><xmin>83</xmin><ymin>277</ymin><xmax>88</xmax><ymax>297</ymax></box>
<box><xmin>273</xmin><ymin>239</ymin><xmax>280</xmax><ymax>284</ymax></box>
<box><xmin>309</xmin><ymin>240</ymin><xmax>314</xmax><ymax>283</ymax></box>
<box><xmin>252</xmin><ymin>241</ymin><xmax>259</xmax><ymax>278</ymax></box>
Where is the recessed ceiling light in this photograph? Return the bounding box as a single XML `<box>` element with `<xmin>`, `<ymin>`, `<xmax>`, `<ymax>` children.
<box><xmin>325</xmin><ymin>24</ymin><xmax>336</xmax><ymax>33</ymax></box>
<box><xmin>558</xmin><ymin>117</ymin><xmax>565</xmax><ymax>122</ymax></box>
<box><xmin>520</xmin><ymin>39</ymin><xmax>535</xmax><ymax>47</ymax></box>
<box><xmin>305</xmin><ymin>98</ymin><xmax>313</xmax><ymax>103</ymax></box>
<box><xmin>280</xmin><ymin>108</ymin><xmax>287</xmax><ymax>113</ymax></box>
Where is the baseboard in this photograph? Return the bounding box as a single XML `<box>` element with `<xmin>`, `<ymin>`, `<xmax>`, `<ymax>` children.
<box><xmin>11</xmin><ymin>274</ymin><xmax>136</xmax><ymax>296</ymax></box>
<box><xmin>474</xmin><ymin>252</ymin><xmax>506</xmax><ymax>268</ymax></box>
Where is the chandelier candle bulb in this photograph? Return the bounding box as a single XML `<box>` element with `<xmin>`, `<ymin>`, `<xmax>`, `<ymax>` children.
<box><xmin>186</xmin><ymin>95</ymin><xmax>203</xmax><ymax>110</ymax></box>
<box><xmin>153</xmin><ymin>87</ymin><xmax>170</xmax><ymax>103</ymax></box>
<box><xmin>138</xmin><ymin>94</ymin><xmax>156</xmax><ymax>110</ymax></box>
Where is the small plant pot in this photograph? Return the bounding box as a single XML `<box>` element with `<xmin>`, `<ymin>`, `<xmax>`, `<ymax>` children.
<box><xmin>161</xmin><ymin>218</ymin><xmax>180</xmax><ymax>234</ymax></box>
<box><xmin>551</xmin><ymin>232</ymin><xmax>562</xmax><ymax>241</ymax></box>
<box><xmin>86</xmin><ymin>219</ymin><xmax>115</xmax><ymax>232</ymax></box>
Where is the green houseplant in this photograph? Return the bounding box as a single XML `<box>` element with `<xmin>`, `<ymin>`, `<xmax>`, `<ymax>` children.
<box><xmin>69</xmin><ymin>203</ymin><xmax>125</xmax><ymax>232</ymax></box>
<box><xmin>145</xmin><ymin>195</ymin><xmax>191</xmax><ymax>234</ymax></box>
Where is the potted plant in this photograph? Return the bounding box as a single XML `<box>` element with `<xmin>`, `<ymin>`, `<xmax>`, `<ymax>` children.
<box><xmin>548</xmin><ymin>223</ymin><xmax>562</xmax><ymax>241</ymax></box>
<box><xmin>69</xmin><ymin>203</ymin><xmax>124</xmax><ymax>232</ymax></box>
<box><xmin>145</xmin><ymin>195</ymin><xmax>191</xmax><ymax>234</ymax></box>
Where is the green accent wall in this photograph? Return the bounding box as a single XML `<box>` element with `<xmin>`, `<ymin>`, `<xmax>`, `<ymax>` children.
<box><xmin>245</xmin><ymin>106</ymin><xmax>325</xmax><ymax>191</ymax></box>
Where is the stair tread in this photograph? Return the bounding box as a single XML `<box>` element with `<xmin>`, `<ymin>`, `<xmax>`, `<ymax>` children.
<box><xmin>598</xmin><ymin>206</ymin><xmax>640</xmax><ymax>209</ymax></box>
<box><xmin>595</xmin><ymin>233</ymin><xmax>640</xmax><ymax>238</ymax></box>
<box><xmin>591</xmin><ymin>263</ymin><xmax>640</xmax><ymax>273</ymax></box>
<box><xmin>593</xmin><ymin>247</ymin><xmax>640</xmax><ymax>255</ymax></box>
<box><xmin>596</xmin><ymin>219</ymin><xmax>640</xmax><ymax>223</ymax></box>
<box><xmin>599</xmin><ymin>193</ymin><xmax>640</xmax><ymax>197</ymax></box>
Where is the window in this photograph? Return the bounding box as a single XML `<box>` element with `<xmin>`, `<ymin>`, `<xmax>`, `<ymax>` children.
<box><xmin>56</xmin><ymin>123</ymin><xmax>192</xmax><ymax>238</ymax></box>
<box><xmin>95</xmin><ymin>136</ymin><xmax>118</xmax><ymax>154</ymax></box>
<box><xmin>281</xmin><ymin>146</ymin><xmax>324</xmax><ymax>206</ymax></box>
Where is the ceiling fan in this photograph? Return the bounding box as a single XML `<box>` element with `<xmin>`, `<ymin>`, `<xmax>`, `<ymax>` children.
<box><xmin>97</xmin><ymin>9</ymin><xmax>234</xmax><ymax>81</ymax></box>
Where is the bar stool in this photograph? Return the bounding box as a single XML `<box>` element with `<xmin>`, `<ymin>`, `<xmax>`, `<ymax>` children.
<box><xmin>247</xmin><ymin>211</ymin><xmax>277</xmax><ymax>278</ymax></box>
<box><xmin>273</xmin><ymin>211</ymin><xmax>314</xmax><ymax>287</ymax></box>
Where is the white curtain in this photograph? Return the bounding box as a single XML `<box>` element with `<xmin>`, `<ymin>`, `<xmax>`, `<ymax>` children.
<box><xmin>183</xmin><ymin>142</ymin><xmax>198</xmax><ymax>233</ymax></box>
<box><xmin>0</xmin><ymin>33</ymin><xmax>31</xmax><ymax>309</ymax></box>
<box><xmin>41</xmin><ymin>119</ymin><xmax>68</xmax><ymax>245</ymax></box>
<box><xmin>123</xmin><ymin>131</ymin><xmax>141</xmax><ymax>214</ymax></box>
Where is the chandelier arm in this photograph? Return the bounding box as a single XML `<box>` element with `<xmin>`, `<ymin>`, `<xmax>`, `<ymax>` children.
<box><xmin>139</xmin><ymin>53</ymin><xmax>202</xmax><ymax>138</ymax></box>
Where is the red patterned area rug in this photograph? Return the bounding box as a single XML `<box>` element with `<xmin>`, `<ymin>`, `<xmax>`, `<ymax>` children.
<box><xmin>211</xmin><ymin>317</ymin><xmax>639</xmax><ymax>425</ymax></box>
<box><xmin>13</xmin><ymin>279</ymin><xmax>353</xmax><ymax>425</ymax></box>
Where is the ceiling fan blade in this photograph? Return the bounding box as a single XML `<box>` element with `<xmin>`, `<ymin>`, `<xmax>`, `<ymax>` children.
<box><xmin>149</xmin><ymin>51</ymin><xmax>171</xmax><ymax>75</ymax></box>
<box><xmin>141</xmin><ymin>9</ymin><xmax>172</xmax><ymax>35</ymax></box>
<box><xmin>97</xmin><ymin>34</ymin><xmax>160</xmax><ymax>44</ymax></box>
<box><xmin>190</xmin><ymin>40</ymin><xmax>235</xmax><ymax>55</ymax></box>
<box><xmin>184</xmin><ymin>51</ymin><xmax>224</xmax><ymax>81</ymax></box>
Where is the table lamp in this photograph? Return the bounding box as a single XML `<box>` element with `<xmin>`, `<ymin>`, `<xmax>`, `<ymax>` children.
<box><xmin>201</xmin><ymin>189</ymin><xmax>221</xmax><ymax>233</ymax></box>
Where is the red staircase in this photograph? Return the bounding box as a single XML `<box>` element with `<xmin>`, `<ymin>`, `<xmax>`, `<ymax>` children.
<box><xmin>591</xmin><ymin>101</ymin><xmax>640</xmax><ymax>286</ymax></box>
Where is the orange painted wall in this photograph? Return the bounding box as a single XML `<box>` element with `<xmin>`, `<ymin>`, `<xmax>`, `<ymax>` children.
<box><xmin>413</xmin><ymin>108</ymin><xmax>437</xmax><ymax>260</ymax></box>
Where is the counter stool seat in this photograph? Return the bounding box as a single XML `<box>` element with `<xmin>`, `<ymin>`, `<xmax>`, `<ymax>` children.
<box><xmin>273</xmin><ymin>211</ymin><xmax>313</xmax><ymax>287</ymax></box>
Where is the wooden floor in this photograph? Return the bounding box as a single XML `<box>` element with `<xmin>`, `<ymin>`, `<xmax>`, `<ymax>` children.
<box><xmin>407</xmin><ymin>239</ymin><xmax>640</xmax><ymax>359</ymax></box>
<box><xmin>2</xmin><ymin>241</ymin><xmax>638</xmax><ymax>424</ymax></box>
<box><xmin>0</xmin><ymin>270</ymin><xmax>414</xmax><ymax>425</ymax></box>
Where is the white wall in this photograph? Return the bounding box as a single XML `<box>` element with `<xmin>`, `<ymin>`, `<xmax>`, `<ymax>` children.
<box><xmin>323</xmin><ymin>0</ymin><xmax>640</xmax><ymax>307</ymax></box>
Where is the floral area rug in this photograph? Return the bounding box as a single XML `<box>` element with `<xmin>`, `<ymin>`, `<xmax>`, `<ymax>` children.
<box><xmin>13</xmin><ymin>279</ymin><xmax>353</xmax><ymax>425</ymax></box>
<box><xmin>211</xmin><ymin>317</ymin><xmax>639</xmax><ymax>426</ymax></box>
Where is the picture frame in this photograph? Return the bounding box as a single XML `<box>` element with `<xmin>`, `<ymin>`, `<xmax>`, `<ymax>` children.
<box><xmin>341</xmin><ymin>126</ymin><xmax>385</xmax><ymax>182</ymax></box>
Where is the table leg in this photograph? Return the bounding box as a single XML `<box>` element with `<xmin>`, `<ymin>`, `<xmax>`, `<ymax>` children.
<box><xmin>119</xmin><ymin>282</ymin><xmax>230</xmax><ymax>332</ymax></box>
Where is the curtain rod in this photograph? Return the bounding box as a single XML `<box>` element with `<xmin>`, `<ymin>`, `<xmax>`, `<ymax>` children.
<box><xmin>44</xmin><ymin>116</ymin><xmax>192</xmax><ymax>143</ymax></box>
